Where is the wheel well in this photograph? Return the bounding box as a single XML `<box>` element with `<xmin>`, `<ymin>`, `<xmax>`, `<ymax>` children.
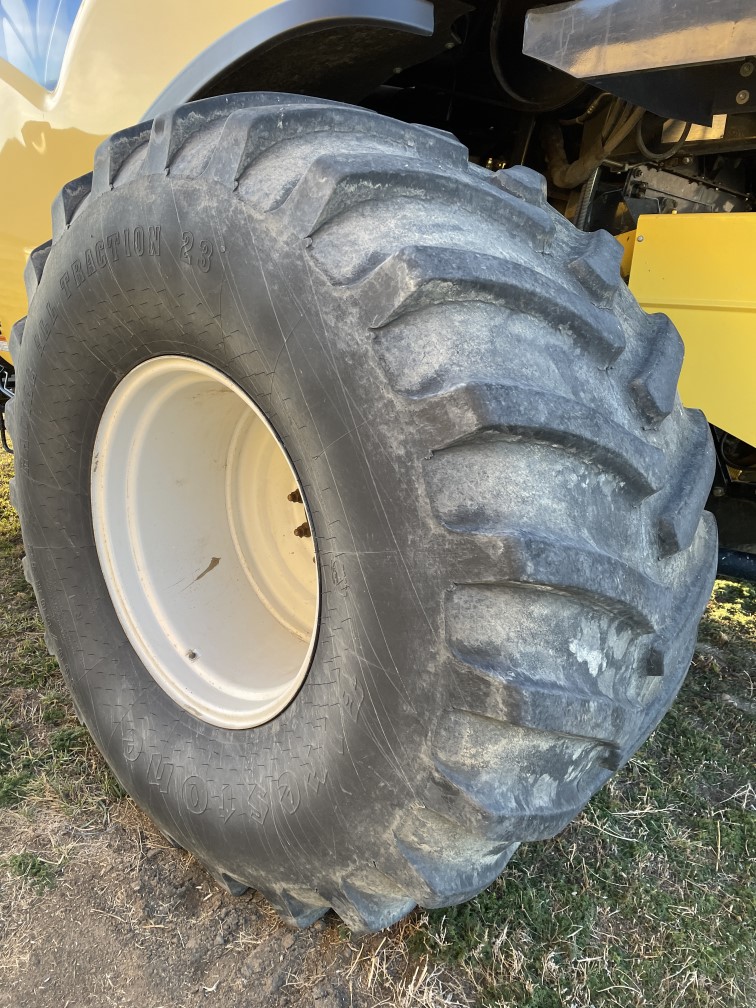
<box><xmin>147</xmin><ymin>2</ymin><xmax>468</xmax><ymax>115</ymax></box>
<box><xmin>195</xmin><ymin>21</ymin><xmax>454</xmax><ymax>105</ymax></box>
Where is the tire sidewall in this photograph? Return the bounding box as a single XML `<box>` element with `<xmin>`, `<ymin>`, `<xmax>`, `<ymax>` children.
<box><xmin>15</xmin><ymin>175</ymin><xmax>443</xmax><ymax>886</ymax></box>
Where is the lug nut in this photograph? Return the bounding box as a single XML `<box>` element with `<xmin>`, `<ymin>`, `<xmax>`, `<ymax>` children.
<box><xmin>287</xmin><ymin>489</ymin><xmax>302</xmax><ymax>503</ymax></box>
<box><xmin>294</xmin><ymin>522</ymin><xmax>311</xmax><ymax>538</ymax></box>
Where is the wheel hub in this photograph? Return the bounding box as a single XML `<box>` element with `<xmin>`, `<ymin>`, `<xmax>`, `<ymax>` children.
<box><xmin>91</xmin><ymin>356</ymin><xmax>319</xmax><ymax>729</ymax></box>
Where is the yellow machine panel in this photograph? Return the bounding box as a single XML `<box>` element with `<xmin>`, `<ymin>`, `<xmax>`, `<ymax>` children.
<box><xmin>627</xmin><ymin>213</ymin><xmax>756</xmax><ymax>447</ymax></box>
<box><xmin>0</xmin><ymin>0</ymin><xmax>277</xmax><ymax>361</ymax></box>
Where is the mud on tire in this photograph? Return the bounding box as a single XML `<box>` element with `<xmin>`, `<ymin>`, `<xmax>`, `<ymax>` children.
<box><xmin>7</xmin><ymin>93</ymin><xmax>717</xmax><ymax>932</ymax></box>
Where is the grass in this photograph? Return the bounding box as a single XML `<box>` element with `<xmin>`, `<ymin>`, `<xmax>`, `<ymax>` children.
<box><xmin>4</xmin><ymin>851</ymin><xmax>59</xmax><ymax>891</ymax></box>
<box><xmin>1</xmin><ymin>447</ymin><xmax>754</xmax><ymax>1006</ymax></box>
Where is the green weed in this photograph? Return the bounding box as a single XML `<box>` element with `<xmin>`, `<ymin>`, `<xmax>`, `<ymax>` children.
<box><xmin>6</xmin><ymin>851</ymin><xmax>58</xmax><ymax>891</ymax></box>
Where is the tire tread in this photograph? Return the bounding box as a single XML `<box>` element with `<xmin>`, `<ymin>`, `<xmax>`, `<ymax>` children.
<box><xmin>10</xmin><ymin>92</ymin><xmax>717</xmax><ymax>932</ymax></box>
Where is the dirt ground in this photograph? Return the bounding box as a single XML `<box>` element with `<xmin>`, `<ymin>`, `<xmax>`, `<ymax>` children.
<box><xmin>0</xmin><ymin>802</ymin><xmax>471</xmax><ymax>1008</ymax></box>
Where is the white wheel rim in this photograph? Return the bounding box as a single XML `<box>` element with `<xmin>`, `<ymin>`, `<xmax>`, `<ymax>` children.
<box><xmin>91</xmin><ymin>356</ymin><xmax>319</xmax><ymax>729</ymax></box>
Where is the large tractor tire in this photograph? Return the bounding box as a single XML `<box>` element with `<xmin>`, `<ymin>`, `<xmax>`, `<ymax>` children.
<box><xmin>6</xmin><ymin>93</ymin><xmax>717</xmax><ymax>932</ymax></box>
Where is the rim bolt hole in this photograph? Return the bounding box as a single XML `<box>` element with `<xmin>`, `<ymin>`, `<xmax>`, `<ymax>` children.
<box><xmin>186</xmin><ymin>649</ymin><xmax>198</xmax><ymax>662</ymax></box>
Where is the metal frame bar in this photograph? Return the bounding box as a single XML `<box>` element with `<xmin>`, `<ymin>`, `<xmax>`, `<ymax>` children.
<box><xmin>523</xmin><ymin>0</ymin><xmax>756</xmax><ymax>79</ymax></box>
